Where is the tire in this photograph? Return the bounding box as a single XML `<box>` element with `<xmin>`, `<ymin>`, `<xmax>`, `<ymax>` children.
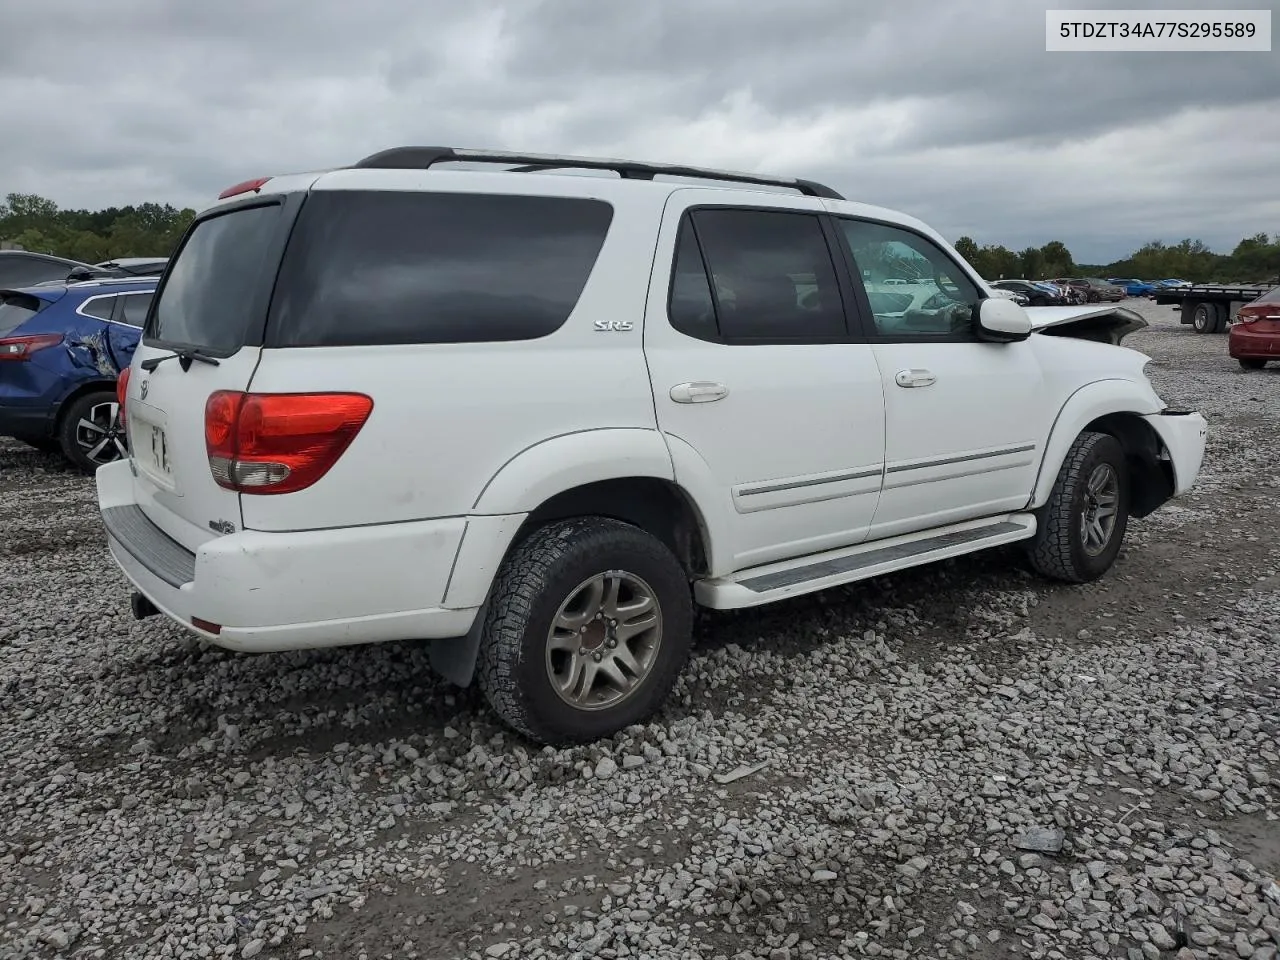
<box><xmin>477</xmin><ymin>517</ymin><xmax>694</xmax><ymax>745</ymax></box>
<box><xmin>1239</xmin><ymin>358</ymin><xmax>1267</xmax><ymax>370</ymax></box>
<box><xmin>1191</xmin><ymin>301</ymin><xmax>1222</xmax><ymax>333</ymax></box>
<box><xmin>58</xmin><ymin>389</ymin><xmax>128</xmax><ymax>474</ymax></box>
<box><xmin>1027</xmin><ymin>431</ymin><xmax>1130</xmax><ymax>584</ymax></box>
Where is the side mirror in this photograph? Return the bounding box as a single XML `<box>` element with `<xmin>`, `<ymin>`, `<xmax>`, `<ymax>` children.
<box><xmin>977</xmin><ymin>296</ymin><xmax>1033</xmax><ymax>342</ymax></box>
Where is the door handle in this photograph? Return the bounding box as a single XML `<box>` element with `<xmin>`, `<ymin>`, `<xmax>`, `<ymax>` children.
<box><xmin>670</xmin><ymin>381</ymin><xmax>729</xmax><ymax>404</ymax></box>
<box><xmin>894</xmin><ymin>369</ymin><xmax>936</xmax><ymax>388</ymax></box>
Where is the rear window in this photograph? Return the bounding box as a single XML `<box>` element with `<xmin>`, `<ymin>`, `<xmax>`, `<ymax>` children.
<box><xmin>0</xmin><ymin>293</ymin><xmax>46</xmax><ymax>337</ymax></box>
<box><xmin>149</xmin><ymin>203</ymin><xmax>282</xmax><ymax>353</ymax></box>
<box><xmin>267</xmin><ymin>191</ymin><xmax>614</xmax><ymax>347</ymax></box>
<box><xmin>1257</xmin><ymin>285</ymin><xmax>1280</xmax><ymax>304</ymax></box>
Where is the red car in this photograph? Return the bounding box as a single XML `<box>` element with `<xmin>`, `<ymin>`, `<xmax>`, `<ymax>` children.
<box><xmin>1229</xmin><ymin>286</ymin><xmax>1280</xmax><ymax>370</ymax></box>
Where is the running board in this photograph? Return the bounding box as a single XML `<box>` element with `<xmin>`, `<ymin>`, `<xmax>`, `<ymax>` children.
<box><xmin>695</xmin><ymin>514</ymin><xmax>1038</xmax><ymax>610</ymax></box>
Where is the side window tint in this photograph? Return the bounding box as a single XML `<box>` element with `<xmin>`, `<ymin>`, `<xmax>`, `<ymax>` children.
<box><xmin>667</xmin><ymin>218</ymin><xmax>719</xmax><ymax>340</ymax></box>
<box><xmin>80</xmin><ymin>296</ymin><xmax>116</xmax><ymax>320</ymax></box>
<box><xmin>839</xmin><ymin>220</ymin><xmax>981</xmax><ymax>339</ymax></box>
<box><xmin>119</xmin><ymin>293</ymin><xmax>154</xmax><ymax>327</ymax></box>
<box><xmin>689</xmin><ymin>209</ymin><xmax>846</xmax><ymax>341</ymax></box>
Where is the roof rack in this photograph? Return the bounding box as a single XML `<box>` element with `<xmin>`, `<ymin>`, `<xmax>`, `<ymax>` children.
<box><xmin>351</xmin><ymin>146</ymin><xmax>845</xmax><ymax>200</ymax></box>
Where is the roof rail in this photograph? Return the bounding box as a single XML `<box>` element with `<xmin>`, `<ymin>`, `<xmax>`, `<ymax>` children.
<box><xmin>350</xmin><ymin>146</ymin><xmax>845</xmax><ymax>200</ymax></box>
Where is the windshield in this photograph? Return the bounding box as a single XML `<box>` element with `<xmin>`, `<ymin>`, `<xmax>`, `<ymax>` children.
<box><xmin>148</xmin><ymin>203</ymin><xmax>283</xmax><ymax>354</ymax></box>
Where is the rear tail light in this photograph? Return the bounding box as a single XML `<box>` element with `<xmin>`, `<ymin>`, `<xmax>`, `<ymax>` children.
<box><xmin>204</xmin><ymin>391</ymin><xmax>374</xmax><ymax>495</ymax></box>
<box><xmin>1235</xmin><ymin>313</ymin><xmax>1257</xmax><ymax>324</ymax></box>
<box><xmin>117</xmin><ymin>366</ymin><xmax>132</xmax><ymax>423</ymax></box>
<box><xmin>0</xmin><ymin>333</ymin><xmax>62</xmax><ymax>361</ymax></box>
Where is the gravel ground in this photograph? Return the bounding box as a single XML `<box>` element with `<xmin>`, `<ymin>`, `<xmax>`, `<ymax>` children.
<box><xmin>2</xmin><ymin>298</ymin><xmax>1279</xmax><ymax>960</ymax></box>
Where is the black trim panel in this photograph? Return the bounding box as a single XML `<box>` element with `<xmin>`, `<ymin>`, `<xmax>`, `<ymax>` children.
<box><xmin>738</xmin><ymin>521</ymin><xmax>1027</xmax><ymax>593</ymax></box>
<box><xmin>102</xmin><ymin>505</ymin><xmax>196</xmax><ymax>588</ymax></box>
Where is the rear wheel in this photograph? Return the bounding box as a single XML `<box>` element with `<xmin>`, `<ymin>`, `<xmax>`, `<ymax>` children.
<box><xmin>1027</xmin><ymin>431</ymin><xmax>1130</xmax><ymax>584</ymax></box>
<box><xmin>477</xmin><ymin>517</ymin><xmax>693</xmax><ymax>745</ymax></box>
<box><xmin>58</xmin><ymin>390</ymin><xmax>129</xmax><ymax>474</ymax></box>
<box><xmin>1239</xmin><ymin>358</ymin><xmax>1267</xmax><ymax>370</ymax></box>
<box><xmin>1192</xmin><ymin>301</ymin><xmax>1223</xmax><ymax>333</ymax></box>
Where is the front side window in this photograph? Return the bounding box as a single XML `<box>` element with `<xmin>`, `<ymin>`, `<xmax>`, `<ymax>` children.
<box><xmin>838</xmin><ymin>219</ymin><xmax>981</xmax><ymax>338</ymax></box>
<box><xmin>675</xmin><ymin>208</ymin><xmax>846</xmax><ymax>342</ymax></box>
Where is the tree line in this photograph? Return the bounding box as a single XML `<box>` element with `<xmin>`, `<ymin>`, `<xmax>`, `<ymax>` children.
<box><xmin>3</xmin><ymin>190</ymin><xmax>1277</xmax><ymax>285</ymax></box>
<box><xmin>955</xmin><ymin>234</ymin><xmax>1279</xmax><ymax>284</ymax></box>
<box><xmin>0</xmin><ymin>193</ymin><xmax>196</xmax><ymax>265</ymax></box>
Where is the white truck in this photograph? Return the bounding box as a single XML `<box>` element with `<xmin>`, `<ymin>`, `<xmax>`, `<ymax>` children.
<box><xmin>97</xmin><ymin>146</ymin><xmax>1208</xmax><ymax>745</ymax></box>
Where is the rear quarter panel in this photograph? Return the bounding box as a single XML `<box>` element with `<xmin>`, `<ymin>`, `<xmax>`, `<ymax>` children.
<box><xmin>240</xmin><ymin>174</ymin><xmax>668</xmax><ymax>532</ymax></box>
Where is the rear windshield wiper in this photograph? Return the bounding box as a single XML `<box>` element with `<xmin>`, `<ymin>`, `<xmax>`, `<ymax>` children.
<box><xmin>140</xmin><ymin>349</ymin><xmax>221</xmax><ymax>372</ymax></box>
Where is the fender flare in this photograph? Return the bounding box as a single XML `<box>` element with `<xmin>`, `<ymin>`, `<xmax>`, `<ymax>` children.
<box><xmin>1029</xmin><ymin>379</ymin><xmax>1164</xmax><ymax>508</ymax></box>
<box><xmin>471</xmin><ymin>428</ymin><xmax>677</xmax><ymax>514</ymax></box>
<box><xmin>469</xmin><ymin>427</ymin><xmax>732</xmax><ymax>579</ymax></box>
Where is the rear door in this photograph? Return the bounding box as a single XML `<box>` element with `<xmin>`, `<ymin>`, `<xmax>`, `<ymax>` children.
<box><xmin>107</xmin><ymin>290</ymin><xmax>152</xmax><ymax>370</ymax></box>
<box><xmin>643</xmin><ymin>192</ymin><xmax>886</xmax><ymax>572</ymax></box>
<box><xmin>125</xmin><ymin>194</ymin><xmax>303</xmax><ymax>552</ymax></box>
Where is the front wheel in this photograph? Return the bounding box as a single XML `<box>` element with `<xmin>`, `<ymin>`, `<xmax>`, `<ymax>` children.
<box><xmin>477</xmin><ymin>517</ymin><xmax>694</xmax><ymax>745</ymax></box>
<box><xmin>1239</xmin><ymin>358</ymin><xmax>1267</xmax><ymax>370</ymax></box>
<box><xmin>58</xmin><ymin>390</ymin><xmax>129</xmax><ymax>474</ymax></box>
<box><xmin>1027</xmin><ymin>431</ymin><xmax>1130</xmax><ymax>584</ymax></box>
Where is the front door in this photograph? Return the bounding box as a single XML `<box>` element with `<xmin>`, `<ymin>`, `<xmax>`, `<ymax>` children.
<box><xmin>832</xmin><ymin>216</ymin><xmax>1050</xmax><ymax>540</ymax></box>
<box><xmin>643</xmin><ymin>192</ymin><xmax>886</xmax><ymax>573</ymax></box>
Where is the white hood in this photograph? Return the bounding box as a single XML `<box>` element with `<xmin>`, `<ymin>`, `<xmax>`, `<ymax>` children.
<box><xmin>1022</xmin><ymin>304</ymin><xmax>1149</xmax><ymax>345</ymax></box>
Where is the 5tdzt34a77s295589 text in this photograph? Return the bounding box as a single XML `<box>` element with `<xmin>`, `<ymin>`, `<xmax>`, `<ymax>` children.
<box><xmin>1046</xmin><ymin>9</ymin><xmax>1271</xmax><ymax>51</ymax></box>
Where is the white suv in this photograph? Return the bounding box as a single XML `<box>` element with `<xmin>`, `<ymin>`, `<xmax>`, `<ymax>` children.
<box><xmin>97</xmin><ymin>146</ymin><xmax>1207</xmax><ymax>745</ymax></box>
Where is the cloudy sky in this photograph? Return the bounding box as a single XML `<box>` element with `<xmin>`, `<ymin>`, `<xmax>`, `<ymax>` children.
<box><xmin>2</xmin><ymin>0</ymin><xmax>1277</xmax><ymax>262</ymax></box>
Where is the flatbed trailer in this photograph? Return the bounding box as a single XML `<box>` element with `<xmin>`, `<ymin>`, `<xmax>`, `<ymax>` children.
<box><xmin>1153</xmin><ymin>283</ymin><xmax>1272</xmax><ymax>333</ymax></box>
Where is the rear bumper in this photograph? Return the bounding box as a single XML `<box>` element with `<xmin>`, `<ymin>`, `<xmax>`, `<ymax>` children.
<box><xmin>1144</xmin><ymin>410</ymin><xmax>1207</xmax><ymax>497</ymax></box>
<box><xmin>95</xmin><ymin>460</ymin><xmax>508</xmax><ymax>653</ymax></box>
<box><xmin>1228</xmin><ymin>326</ymin><xmax>1280</xmax><ymax>359</ymax></box>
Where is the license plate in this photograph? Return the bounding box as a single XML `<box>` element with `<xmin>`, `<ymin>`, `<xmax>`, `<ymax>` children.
<box><xmin>142</xmin><ymin>423</ymin><xmax>172</xmax><ymax>479</ymax></box>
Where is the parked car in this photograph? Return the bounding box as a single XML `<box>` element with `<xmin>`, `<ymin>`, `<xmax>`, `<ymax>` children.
<box><xmin>1053</xmin><ymin>277</ymin><xmax>1125</xmax><ymax>303</ymax></box>
<box><xmin>0</xmin><ymin>250</ymin><xmax>119</xmax><ymax>288</ymax></box>
<box><xmin>990</xmin><ymin>280</ymin><xmax>1061</xmax><ymax>306</ymax></box>
<box><xmin>1228</xmin><ymin>285</ymin><xmax>1280</xmax><ymax>370</ymax></box>
<box><xmin>988</xmin><ymin>286</ymin><xmax>1030</xmax><ymax>306</ymax></box>
<box><xmin>0</xmin><ymin>276</ymin><xmax>156</xmax><ymax>471</ymax></box>
<box><xmin>1107</xmin><ymin>278</ymin><xmax>1157</xmax><ymax>297</ymax></box>
<box><xmin>98</xmin><ymin>145</ymin><xmax>1207</xmax><ymax>745</ymax></box>
<box><xmin>94</xmin><ymin>257</ymin><xmax>169</xmax><ymax>277</ymax></box>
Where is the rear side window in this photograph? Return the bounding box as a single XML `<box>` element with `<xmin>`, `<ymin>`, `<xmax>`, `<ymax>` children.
<box><xmin>267</xmin><ymin>191</ymin><xmax>614</xmax><ymax>347</ymax></box>
<box><xmin>0</xmin><ymin>293</ymin><xmax>46</xmax><ymax>336</ymax></box>
<box><xmin>680</xmin><ymin>209</ymin><xmax>847</xmax><ymax>342</ymax></box>
<box><xmin>119</xmin><ymin>292</ymin><xmax>154</xmax><ymax>327</ymax></box>
<box><xmin>80</xmin><ymin>296</ymin><xmax>116</xmax><ymax>320</ymax></box>
<box><xmin>149</xmin><ymin>203</ymin><xmax>282</xmax><ymax>353</ymax></box>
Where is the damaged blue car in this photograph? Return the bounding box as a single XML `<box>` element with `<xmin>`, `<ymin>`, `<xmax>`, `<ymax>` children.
<box><xmin>0</xmin><ymin>276</ymin><xmax>156</xmax><ymax>472</ymax></box>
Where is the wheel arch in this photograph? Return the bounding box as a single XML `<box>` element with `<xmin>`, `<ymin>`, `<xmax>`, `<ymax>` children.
<box><xmin>53</xmin><ymin>378</ymin><xmax>119</xmax><ymax>432</ymax></box>
<box><xmin>1030</xmin><ymin>380</ymin><xmax>1172</xmax><ymax>518</ymax></box>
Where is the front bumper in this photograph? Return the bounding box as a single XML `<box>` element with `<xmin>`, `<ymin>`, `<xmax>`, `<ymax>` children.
<box><xmin>1143</xmin><ymin>410</ymin><xmax>1207</xmax><ymax>497</ymax></box>
<box><xmin>95</xmin><ymin>460</ymin><xmax>490</xmax><ymax>653</ymax></box>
